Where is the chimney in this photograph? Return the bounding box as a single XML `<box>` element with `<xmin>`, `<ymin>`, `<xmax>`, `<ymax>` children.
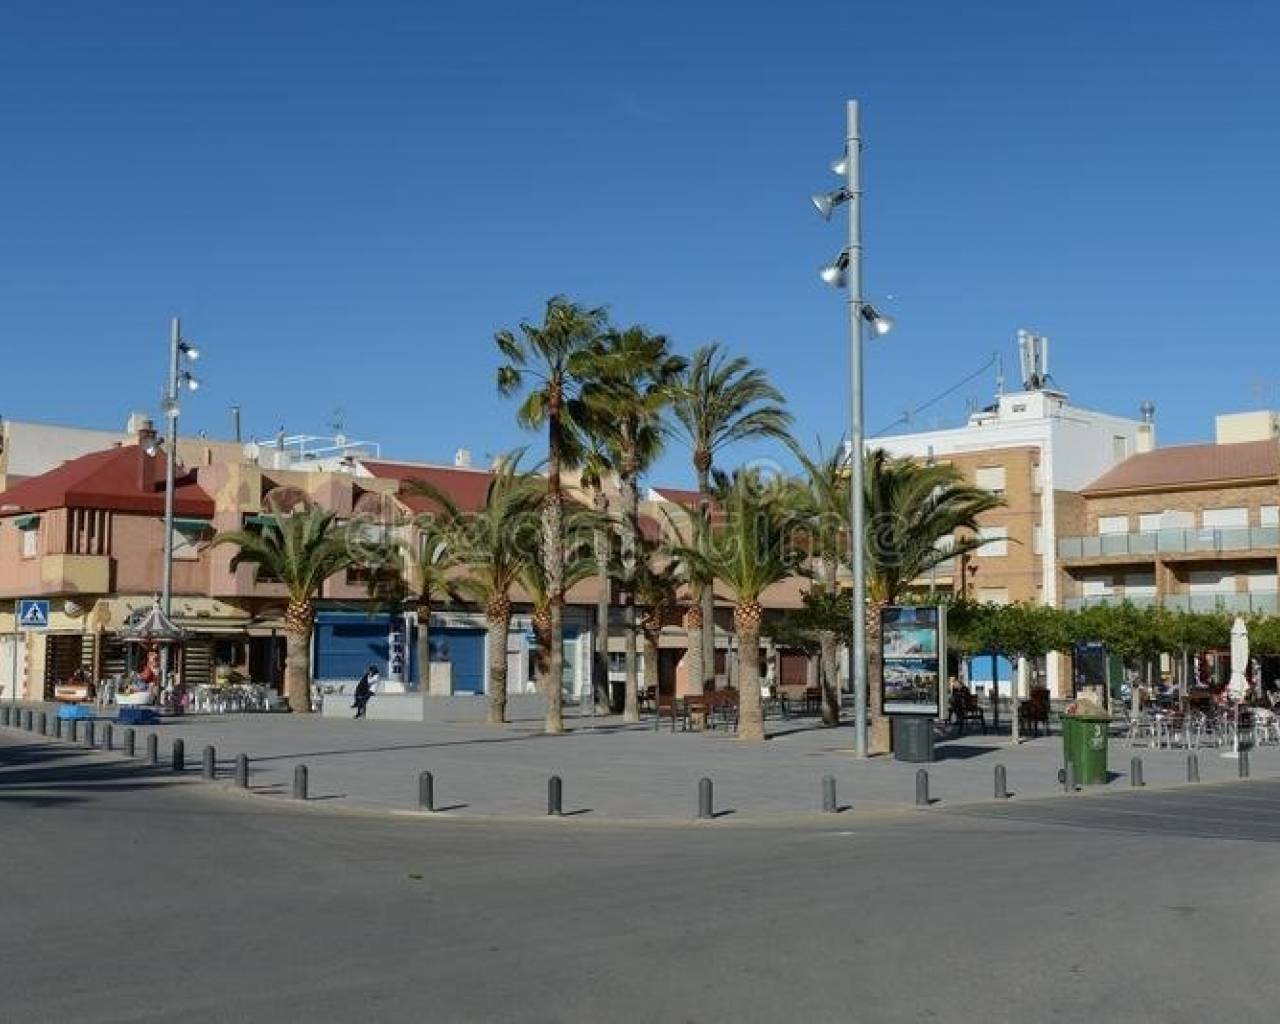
<box><xmin>1136</xmin><ymin>401</ymin><xmax>1156</xmax><ymax>453</ymax></box>
<box><xmin>136</xmin><ymin>421</ymin><xmax>160</xmax><ymax>492</ymax></box>
<box><xmin>454</xmin><ymin>448</ymin><xmax>472</xmax><ymax>469</ymax></box>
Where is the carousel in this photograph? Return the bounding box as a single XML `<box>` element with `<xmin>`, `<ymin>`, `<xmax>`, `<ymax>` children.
<box><xmin>115</xmin><ymin>602</ymin><xmax>189</xmax><ymax>723</ymax></box>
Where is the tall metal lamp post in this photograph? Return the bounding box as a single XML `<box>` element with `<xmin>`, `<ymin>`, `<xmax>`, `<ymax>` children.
<box><xmin>813</xmin><ymin>99</ymin><xmax>894</xmax><ymax>758</ymax></box>
<box><xmin>158</xmin><ymin>317</ymin><xmax>201</xmax><ymax>676</ymax></box>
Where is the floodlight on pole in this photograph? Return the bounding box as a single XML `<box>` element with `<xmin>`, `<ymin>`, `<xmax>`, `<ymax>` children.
<box><xmin>810</xmin><ymin>187</ymin><xmax>849</xmax><ymax>221</ymax></box>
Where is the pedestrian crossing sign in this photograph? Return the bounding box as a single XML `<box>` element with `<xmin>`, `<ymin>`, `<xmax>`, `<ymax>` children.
<box><xmin>17</xmin><ymin>599</ymin><xmax>50</xmax><ymax>630</ymax></box>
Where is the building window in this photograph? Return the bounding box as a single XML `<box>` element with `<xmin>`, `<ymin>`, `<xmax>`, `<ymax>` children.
<box><xmin>1082</xmin><ymin>577</ymin><xmax>1114</xmax><ymax>597</ymax></box>
<box><xmin>974</xmin><ymin>466</ymin><xmax>1006</xmax><ymax>494</ymax></box>
<box><xmin>1112</xmin><ymin>435</ymin><xmax>1129</xmax><ymax>461</ymax></box>
<box><xmin>1190</xmin><ymin>570</ymin><xmax>1235</xmax><ymax>594</ymax></box>
<box><xmin>1031</xmin><ymin>463</ymin><xmax>1043</xmax><ymax>493</ymax></box>
<box><xmin>977</xmin><ymin>586</ymin><xmax>1009</xmax><ymax>606</ymax></box>
<box><xmin>1260</xmin><ymin>506</ymin><xmax>1278</xmax><ymax>528</ymax></box>
<box><xmin>1097</xmin><ymin>515</ymin><xmax>1129</xmax><ymax>535</ymax></box>
<box><xmin>1247</xmin><ymin>569</ymin><xmax>1278</xmax><ymax>593</ymax></box>
<box><xmin>1124</xmin><ymin>572</ymin><xmax>1156</xmax><ymax>597</ymax></box>
<box><xmin>1202</xmin><ymin>507</ymin><xmax>1248</xmax><ymax>529</ymax></box>
<box><xmin>977</xmin><ymin>525</ymin><xmax>1008</xmax><ymax>556</ymax></box>
<box><xmin>1032</xmin><ymin>524</ymin><xmax>1043</xmax><ymax>555</ymax></box>
<box><xmin>1138</xmin><ymin>513</ymin><xmax>1163</xmax><ymax>534</ymax></box>
<box><xmin>172</xmin><ymin>526</ymin><xmax>203</xmax><ymax>561</ymax></box>
<box><xmin>21</xmin><ymin>527</ymin><xmax>38</xmax><ymax>558</ymax></box>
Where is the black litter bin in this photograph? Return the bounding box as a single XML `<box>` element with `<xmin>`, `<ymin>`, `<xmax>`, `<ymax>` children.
<box><xmin>892</xmin><ymin>716</ymin><xmax>936</xmax><ymax>762</ymax></box>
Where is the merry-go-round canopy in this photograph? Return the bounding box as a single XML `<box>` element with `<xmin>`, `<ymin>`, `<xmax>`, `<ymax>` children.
<box><xmin>118</xmin><ymin>602</ymin><xmax>188</xmax><ymax>645</ymax></box>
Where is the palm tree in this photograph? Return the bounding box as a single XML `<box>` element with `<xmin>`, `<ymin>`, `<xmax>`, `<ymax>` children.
<box><xmin>658</xmin><ymin>502</ymin><xmax>714</xmax><ymax>701</ymax></box>
<box><xmin>214</xmin><ymin>506</ymin><xmax>355</xmax><ymax>713</ymax></box>
<box><xmin>579</xmin><ymin>441</ymin><xmax>615</xmax><ymax>714</ymax></box>
<box><xmin>630</xmin><ymin>538</ymin><xmax>682</xmax><ymax>705</ymax></box>
<box><xmin>670</xmin><ymin>344</ymin><xmax>792</xmax><ymax>690</ymax></box>
<box><xmin>583</xmin><ymin>325</ymin><xmax>686</xmax><ymax>722</ymax></box>
<box><xmin>412</xmin><ymin>456</ymin><xmax>544</xmax><ymax>724</ymax></box>
<box><xmin>670</xmin><ymin>471</ymin><xmax>802</xmax><ymax>742</ymax></box>
<box><xmin>862</xmin><ymin>449</ymin><xmax>1004</xmax><ymax>745</ymax></box>
<box><xmin>406</xmin><ymin>515</ymin><xmax>461</xmax><ymax>694</ymax></box>
<box><xmin>520</xmin><ymin>519</ymin><xmax>597</xmax><ymax>734</ymax></box>
<box><xmin>496</xmin><ymin>297</ymin><xmax>608</xmax><ymax>724</ymax></box>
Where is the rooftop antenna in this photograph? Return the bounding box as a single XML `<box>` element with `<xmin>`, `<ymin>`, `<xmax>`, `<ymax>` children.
<box><xmin>231</xmin><ymin>405</ymin><xmax>242</xmax><ymax>443</ymax></box>
<box><xmin>995</xmin><ymin>351</ymin><xmax>1005</xmax><ymax>397</ymax></box>
<box><xmin>1016</xmin><ymin>328</ymin><xmax>1052</xmax><ymax>391</ymax></box>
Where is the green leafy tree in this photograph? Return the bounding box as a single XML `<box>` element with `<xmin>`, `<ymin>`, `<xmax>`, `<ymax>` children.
<box><xmin>214</xmin><ymin>506</ymin><xmax>356</xmax><ymax>713</ymax></box>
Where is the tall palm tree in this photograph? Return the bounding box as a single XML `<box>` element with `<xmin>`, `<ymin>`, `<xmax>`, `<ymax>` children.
<box><xmin>214</xmin><ymin>506</ymin><xmax>355</xmax><ymax>713</ymax></box>
<box><xmin>658</xmin><ymin>503</ymin><xmax>714</xmax><ymax>700</ymax></box>
<box><xmin>670</xmin><ymin>344</ymin><xmax>792</xmax><ymax>690</ymax></box>
<box><xmin>520</xmin><ymin>521</ymin><xmax>597</xmax><ymax>734</ymax></box>
<box><xmin>413</xmin><ymin>456</ymin><xmax>544</xmax><ymax>725</ymax></box>
<box><xmin>630</xmin><ymin>538</ymin><xmax>682</xmax><ymax>704</ymax></box>
<box><xmin>862</xmin><ymin>449</ymin><xmax>1004</xmax><ymax>745</ymax></box>
<box><xmin>670</xmin><ymin>471</ymin><xmax>802</xmax><ymax>742</ymax></box>
<box><xmin>578</xmin><ymin>441</ymin><xmax>615</xmax><ymax>714</ymax></box>
<box><xmin>583</xmin><ymin>325</ymin><xmax>686</xmax><ymax>722</ymax></box>
<box><xmin>406</xmin><ymin>515</ymin><xmax>461</xmax><ymax>694</ymax></box>
<box><xmin>496</xmin><ymin>297</ymin><xmax>608</xmax><ymax>724</ymax></box>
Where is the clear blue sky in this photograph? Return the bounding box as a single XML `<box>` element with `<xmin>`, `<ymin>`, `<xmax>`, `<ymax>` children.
<box><xmin>2</xmin><ymin>1</ymin><xmax>1277</xmax><ymax>484</ymax></box>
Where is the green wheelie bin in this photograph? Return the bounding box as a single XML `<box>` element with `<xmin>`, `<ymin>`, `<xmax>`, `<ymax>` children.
<box><xmin>1062</xmin><ymin>703</ymin><xmax>1111</xmax><ymax>785</ymax></box>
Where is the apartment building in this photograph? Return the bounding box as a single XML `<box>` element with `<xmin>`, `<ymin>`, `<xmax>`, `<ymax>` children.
<box><xmin>1059</xmin><ymin>419</ymin><xmax>1280</xmax><ymax>616</ymax></box>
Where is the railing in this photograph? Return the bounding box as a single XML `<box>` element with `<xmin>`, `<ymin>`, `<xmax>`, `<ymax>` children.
<box><xmin>1063</xmin><ymin>592</ymin><xmax>1279</xmax><ymax>615</ymax></box>
<box><xmin>1058</xmin><ymin>526</ymin><xmax>1280</xmax><ymax>559</ymax></box>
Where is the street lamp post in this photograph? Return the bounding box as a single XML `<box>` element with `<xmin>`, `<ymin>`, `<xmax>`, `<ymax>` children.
<box><xmin>159</xmin><ymin>317</ymin><xmax>201</xmax><ymax>678</ymax></box>
<box><xmin>813</xmin><ymin>99</ymin><xmax>893</xmax><ymax>758</ymax></box>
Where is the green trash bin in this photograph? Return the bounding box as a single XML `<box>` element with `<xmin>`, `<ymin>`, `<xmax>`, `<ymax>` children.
<box><xmin>1062</xmin><ymin>709</ymin><xmax>1111</xmax><ymax>785</ymax></box>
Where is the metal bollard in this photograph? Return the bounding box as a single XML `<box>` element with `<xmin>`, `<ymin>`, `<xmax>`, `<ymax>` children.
<box><xmin>697</xmin><ymin>777</ymin><xmax>713</xmax><ymax>820</ymax></box>
<box><xmin>418</xmin><ymin>771</ymin><xmax>435</xmax><ymax>812</ymax></box>
<box><xmin>1064</xmin><ymin>762</ymin><xmax>1077</xmax><ymax>792</ymax></box>
<box><xmin>821</xmin><ymin>774</ymin><xmax>838</xmax><ymax>814</ymax></box>
<box><xmin>23</xmin><ymin>709</ymin><xmax>33</xmax><ymax>731</ymax></box>
<box><xmin>202</xmin><ymin>746</ymin><xmax>216</xmax><ymax>780</ymax></box>
<box><xmin>547</xmin><ymin>775</ymin><xmax>562</xmax><ymax>816</ymax></box>
<box><xmin>124</xmin><ymin>727</ymin><xmax>136</xmax><ymax>758</ymax></box>
<box><xmin>994</xmin><ymin>764</ymin><xmax>1008</xmax><ymax>800</ymax></box>
<box><xmin>171</xmin><ymin>738</ymin><xmax>185</xmax><ymax>773</ymax></box>
<box><xmin>102</xmin><ymin>723</ymin><xmax>112</xmax><ymax>752</ymax></box>
<box><xmin>1239</xmin><ymin>750</ymin><xmax>1250</xmax><ymax>779</ymax></box>
<box><xmin>234</xmin><ymin>753</ymin><xmax>249</xmax><ymax>788</ymax></box>
<box><xmin>915</xmin><ymin>769</ymin><xmax>930</xmax><ymax>806</ymax></box>
<box><xmin>1187</xmin><ymin>753</ymin><xmax>1200</xmax><ymax>783</ymax></box>
<box><xmin>145</xmin><ymin>733</ymin><xmax>159</xmax><ymax>767</ymax></box>
<box><xmin>1130</xmin><ymin>756</ymin><xmax>1144</xmax><ymax>787</ymax></box>
<box><xmin>36</xmin><ymin>711</ymin><xmax>46</xmax><ymax>736</ymax></box>
<box><xmin>1</xmin><ymin>705</ymin><xmax>8</xmax><ymax>726</ymax></box>
<box><xmin>54</xmin><ymin>716</ymin><xmax>63</xmax><ymax>740</ymax></box>
<box><xmin>292</xmin><ymin>764</ymin><xmax>308</xmax><ymax>800</ymax></box>
<box><xmin>83</xmin><ymin>720</ymin><xmax>96</xmax><ymax>749</ymax></box>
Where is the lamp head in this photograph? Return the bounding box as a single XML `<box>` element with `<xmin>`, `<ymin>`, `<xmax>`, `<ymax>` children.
<box><xmin>862</xmin><ymin>305</ymin><xmax>894</xmax><ymax>337</ymax></box>
<box><xmin>182</xmin><ymin>372</ymin><xmax>201</xmax><ymax>392</ymax></box>
<box><xmin>810</xmin><ymin>188</ymin><xmax>848</xmax><ymax>221</ymax></box>
<box><xmin>819</xmin><ymin>249</ymin><xmax>850</xmax><ymax>288</ymax></box>
<box><xmin>180</xmin><ymin>341</ymin><xmax>200</xmax><ymax>361</ymax></box>
<box><xmin>830</xmin><ymin>155</ymin><xmax>849</xmax><ymax>177</ymax></box>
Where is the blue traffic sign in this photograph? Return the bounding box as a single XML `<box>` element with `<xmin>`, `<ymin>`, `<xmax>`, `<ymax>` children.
<box><xmin>16</xmin><ymin>599</ymin><xmax>50</xmax><ymax>630</ymax></box>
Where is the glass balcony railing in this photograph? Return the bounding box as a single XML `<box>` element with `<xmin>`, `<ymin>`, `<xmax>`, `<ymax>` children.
<box><xmin>1063</xmin><ymin>595</ymin><xmax>1157</xmax><ymax>611</ymax></box>
<box><xmin>1058</xmin><ymin>526</ymin><xmax>1280</xmax><ymax>560</ymax></box>
<box><xmin>1064</xmin><ymin>592</ymin><xmax>1279</xmax><ymax>614</ymax></box>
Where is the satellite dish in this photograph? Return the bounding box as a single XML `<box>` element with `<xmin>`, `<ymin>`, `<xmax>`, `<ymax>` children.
<box><xmin>64</xmin><ymin>600</ymin><xmax>83</xmax><ymax>618</ymax></box>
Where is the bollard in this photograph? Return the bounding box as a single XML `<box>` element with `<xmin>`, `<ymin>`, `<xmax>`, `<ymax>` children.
<box><xmin>102</xmin><ymin>723</ymin><xmax>113</xmax><ymax>752</ymax></box>
<box><xmin>994</xmin><ymin>764</ymin><xmax>1008</xmax><ymax>800</ymax></box>
<box><xmin>697</xmin><ymin>777</ymin><xmax>714</xmax><ymax>820</ymax></box>
<box><xmin>547</xmin><ymin>775</ymin><xmax>562</xmax><ymax>816</ymax></box>
<box><xmin>23</xmin><ymin>709</ymin><xmax>33</xmax><ymax>731</ymax></box>
<box><xmin>418</xmin><ymin>771</ymin><xmax>435</xmax><ymax>812</ymax></box>
<box><xmin>202</xmin><ymin>746</ymin><xmax>216</xmax><ymax>780</ymax></box>
<box><xmin>83</xmin><ymin>720</ymin><xmax>96</xmax><ymax>749</ymax></box>
<box><xmin>292</xmin><ymin>764</ymin><xmax>308</xmax><ymax>800</ymax></box>
<box><xmin>234</xmin><ymin>753</ymin><xmax>249</xmax><ymax>789</ymax></box>
<box><xmin>54</xmin><ymin>716</ymin><xmax>63</xmax><ymax>740</ymax></box>
<box><xmin>1239</xmin><ymin>750</ymin><xmax>1250</xmax><ymax>779</ymax></box>
<box><xmin>145</xmin><ymin>733</ymin><xmax>159</xmax><ymax>767</ymax></box>
<box><xmin>1130</xmin><ymin>756</ymin><xmax>1144</xmax><ymax>787</ymax></box>
<box><xmin>123</xmin><ymin>727</ymin><xmax>136</xmax><ymax>758</ymax></box>
<box><xmin>1</xmin><ymin>705</ymin><xmax>8</xmax><ymax>726</ymax></box>
<box><xmin>915</xmin><ymin>769</ymin><xmax>931</xmax><ymax>806</ymax></box>
<box><xmin>1187</xmin><ymin>753</ymin><xmax>1200</xmax><ymax>783</ymax></box>
<box><xmin>171</xmin><ymin>738</ymin><xmax>185</xmax><ymax>773</ymax></box>
<box><xmin>1065</xmin><ymin>762</ymin><xmax>1077</xmax><ymax>792</ymax></box>
<box><xmin>36</xmin><ymin>711</ymin><xmax>46</xmax><ymax>736</ymax></box>
<box><xmin>821</xmin><ymin>774</ymin><xmax>838</xmax><ymax>814</ymax></box>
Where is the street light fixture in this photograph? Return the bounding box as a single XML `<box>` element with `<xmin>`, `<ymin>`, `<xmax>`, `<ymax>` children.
<box><xmin>811</xmin><ymin>99</ymin><xmax>895</xmax><ymax>759</ymax></box>
<box><xmin>160</xmin><ymin>317</ymin><xmax>204</xmax><ymax>629</ymax></box>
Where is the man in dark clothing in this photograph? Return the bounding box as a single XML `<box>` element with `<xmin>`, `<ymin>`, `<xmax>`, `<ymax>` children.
<box><xmin>352</xmin><ymin>665</ymin><xmax>378</xmax><ymax>719</ymax></box>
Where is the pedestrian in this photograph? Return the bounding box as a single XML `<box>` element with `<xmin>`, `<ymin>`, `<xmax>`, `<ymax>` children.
<box><xmin>352</xmin><ymin>664</ymin><xmax>379</xmax><ymax>719</ymax></box>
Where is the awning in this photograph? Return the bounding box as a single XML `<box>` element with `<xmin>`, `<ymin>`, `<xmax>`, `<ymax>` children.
<box><xmin>244</xmin><ymin>514</ymin><xmax>277</xmax><ymax>527</ymax></box>
<box><xmin>173</xmin><ymin>517</ymin><xmax>213</xmax><ymax>532</ymax></box>
<box><xmin>14</xmin><ymin>514</ymin><xmax>39</xmax><ymax>530</ymax></box>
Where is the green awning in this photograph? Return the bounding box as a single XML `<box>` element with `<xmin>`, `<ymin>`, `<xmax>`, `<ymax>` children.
<box><xmin>14</xmin><ymin>514</ymin><xmax>39</xmax><ymax>530</ymax></box>
<box><xmin>244</xmin><ymin>514</ymin><xmax>278</xmax><ymax>527</ymax></box>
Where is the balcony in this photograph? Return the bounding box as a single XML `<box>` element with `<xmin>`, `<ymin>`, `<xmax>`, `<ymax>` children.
<box><xmin>1062</xmin><ymin>592</ymin><xmax>1279</xmax><ymax>615</ymax></box>
<box><xmin>1063</xmin><ymin>594</ymin><xmax>1157</xmax><ymax>611</ymax></box>
<box><xmin>39</xmin><ymin>554</ymin><xmax>112</xmax><ymax>594</ymax></box>
<box><xmin>1058</xmin><ymin>527</ymin><xmax>1280</xmax><ymax>561</ymax></box>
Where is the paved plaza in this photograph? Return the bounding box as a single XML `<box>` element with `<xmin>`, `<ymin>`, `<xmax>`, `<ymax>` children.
<box><xmin>6</xmin><ymin>703</ymin><xmax>1277</xmax><ymax>821</ymax></box>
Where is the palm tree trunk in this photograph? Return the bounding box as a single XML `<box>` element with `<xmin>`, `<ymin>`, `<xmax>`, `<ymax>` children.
<box><xmin>682</xmin><ymin>604</ymin><xmax>704</xmax><ymax>697</ymax></box>
<box><xmin>543</xmin><ymin>491</ymin><xmax>564</xmax><ymax>722</ymax></box>
<box><xmin>736</xmin><ymin>602</ymin><xmax>765</xmax><ymax>742</ymax></box>
<box><xmin>818</xmin><ymin>629</ymin><xmax>840</xmax><ymax>726</ymax></box>
<box><xmin>592</xmin><ymin>489</ymin><xmax>610</xmax><ymax>714</ymax></box>
<box><xmin>642</xmin><ymin>626</ymin><xmax>660</xmax><ymax>696</ymax></box>
<box><xmin>486</xmin><ymin>597</ymin><xmax>511</xmax><ymax>725</ymax></box>
<box><xmin>534</xmin><ymin>608</ymin><xmax>563</xmax><ymax>734</ymax></box>
<box><xmin>284</xmin><ymin>598</ymin><xmax>313</xmax><ymax>713</ymax></box>
<box><xmin>866</xmin><ymin>600</ymin><xmax>890</xmax><ymax>753</ymax></box>
<box><xmin>415</xmin><ymin>599</ymin><xmax>432</xmax><ymax>695</ymax></box>
<box><xmin>621</xmin><ymin>458</ymin><xmax>640</xmax><ymax>723</ymax></box>
<box><xmin>696</xmin><ymin>466</ymin><xmax>716</xmax><ymax>689</ymax></box>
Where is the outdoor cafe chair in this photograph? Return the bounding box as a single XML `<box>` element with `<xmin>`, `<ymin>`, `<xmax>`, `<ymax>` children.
<box><xmin>1126</xmin><ymin>713</ymin><xmax>1157</xmax><ymax>748</ymax></box>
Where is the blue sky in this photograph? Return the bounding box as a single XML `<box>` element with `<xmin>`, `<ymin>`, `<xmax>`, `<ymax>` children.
<box><xmin>2</xmin><ymin>1</ymin><xmax>1277</xmax><ymax>484</ymax></box>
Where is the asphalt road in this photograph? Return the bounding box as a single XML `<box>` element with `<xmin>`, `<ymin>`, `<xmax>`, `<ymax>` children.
<box><xmin>3</xmin><ymin>734</ymin><xmax>1280</xmax><ymax>1024</ymax></box>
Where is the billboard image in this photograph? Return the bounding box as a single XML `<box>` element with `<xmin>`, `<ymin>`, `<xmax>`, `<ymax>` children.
<box><xmin>881</xmin><ymin>605</ymin><xmax>945</xmax><ymax>716</ymax></box>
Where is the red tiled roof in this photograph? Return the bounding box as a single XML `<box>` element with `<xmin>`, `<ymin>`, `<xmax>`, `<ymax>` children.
<box><xmin>1083</xmin><ymin>439</ymin><xmax>1280</xmax><ymax>494</ymax></box>
<box><xmin>361</xmin><ymin>460</ymin><xmax>494</xmax><ymax>514</ymax></box>
<box><xmin>0</xmin><ymin>444</ymin><xmax>213</xmax><ymax>516</ymax></box>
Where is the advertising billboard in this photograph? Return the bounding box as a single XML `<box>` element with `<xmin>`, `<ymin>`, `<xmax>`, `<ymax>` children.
<box><xmin>880</xmin><ymin>605</ymin><xmax>945</xmax><ymax>716</ymax></box>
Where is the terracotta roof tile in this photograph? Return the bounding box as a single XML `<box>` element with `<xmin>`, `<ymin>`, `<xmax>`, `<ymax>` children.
<box><xmin>361</xmin><ymin>460</ymin><xmax>494</xmax><ymax>514</ymax></box>
<box><xmin>1083</xmin><ymin>439</ymin><xmax>1279</xmax><ymax>494</ymax></box>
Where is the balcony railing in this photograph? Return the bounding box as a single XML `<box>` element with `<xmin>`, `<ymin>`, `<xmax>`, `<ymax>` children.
<box><xmin>1063</xmin><ymin>592</ymin><xmax>1279</xmax><ymax>615</ymax></box>
<box><xmin>1058</xmin><ymin>526</ymin><xmax>1280</xmax><ymax>560</ymax></box>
